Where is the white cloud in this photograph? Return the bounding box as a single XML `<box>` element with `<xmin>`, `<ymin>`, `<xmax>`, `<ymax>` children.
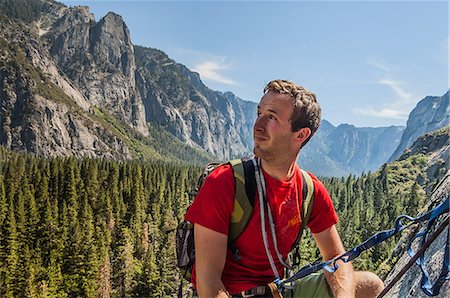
<box><xmin>353</xmin><ymin>79</ymin><xmax>413</xmax><ymax>120</ymax></box>
<box><xmin>367</xmin><ymin>58</ymin><xmax>400</xmax><ymax>73</ymax></box>
<box><xmin>353</xmin><ymin>107</ymin><xmax>409</xmax><ymax>120</ymax></box>
<box><xmin>353</xmin><ymin>60</ymin><xmax>418</xmax><ymax>120</ymax></box>
<box><xmin>378</xmin><ymin>79</ymin><xmax>414</xmax><ymax>104</ymax></box>
<box><xmin>171</xmin><ymin>48</ymin><xmax>238</xmax><ymax>86</ymax></box>
<box><xmin>192</xmin><ymin>60</ymin><xmax>237</xmax><ymax>86</ymax></box>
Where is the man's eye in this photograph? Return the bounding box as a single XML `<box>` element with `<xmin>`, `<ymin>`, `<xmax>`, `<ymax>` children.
<box><xmin>269</xmin><ymin>115</ymin><xmax>276</xmax><ymax>120</ymax></box>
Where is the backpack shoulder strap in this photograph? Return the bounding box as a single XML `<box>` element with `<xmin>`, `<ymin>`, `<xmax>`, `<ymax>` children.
<box><xmin>228</xmin><ymin>158</ymin><xmax>256</xmax><ymax>243</ymax></box>
<box><xmin>291</xmin><ymin>169</ymin><xmax>315</xmax><ymax>251</ymax></box>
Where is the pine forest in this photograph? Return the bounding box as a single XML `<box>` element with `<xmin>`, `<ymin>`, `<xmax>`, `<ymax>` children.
<box><xmin>0</xmin><ymin>147</ymin><xmax>429</xmax><ymax>297</ymax></box>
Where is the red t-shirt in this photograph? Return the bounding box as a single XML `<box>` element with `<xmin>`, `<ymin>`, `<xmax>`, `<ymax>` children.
<box><xmin>185</xmin><ymin>163</ymin><xmax>338</xmax><ymax>294</ymax></box>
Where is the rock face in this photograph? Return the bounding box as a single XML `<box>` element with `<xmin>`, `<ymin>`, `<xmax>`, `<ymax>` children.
<box><xmin>383</xmin><ymin>126</ymin><xmax>449</xmax><ymax>297</ymax></box>
<box><xmin>0</xmin><ymin>11</ymin><xmax>131</xmax><ymax>159</ymax></box>
<box><xmin>299</xmin><ymin>120</ymin><xmax>405</xmax><ymax>176</ymax></box>
<box><xmin>389</xmin><ymin>91</ymin><xmax>449</xmax><ymax>162</ymax></box>
<box><xmin>134</xmin><ymin>46</ymin><xmax>256</xmax><ymax>160</ymax></box>
<box><xmin>45</xmin><ymin>6</ymin><xmax>148</xmax><ymax>136</ymax></box>
<box><xmin>383</xmin><ymin>176</ymin><xmax>449</xmax><ymax>298</ymax></box>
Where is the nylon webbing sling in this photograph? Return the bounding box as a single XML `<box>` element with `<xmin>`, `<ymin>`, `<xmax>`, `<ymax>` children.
<box><xmin>275</xmin><ymin>197</ymin><xmax>450</xmax><ymax>296</ymax></box>
<box><xmin>378</xmin><ymin>216</ymin><xmax>449</xmax><ymax>297</ymax></box>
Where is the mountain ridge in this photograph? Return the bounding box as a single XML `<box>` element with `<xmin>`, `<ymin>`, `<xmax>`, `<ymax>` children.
<box><xmin>300</xmin><ymin>120</ymin><xmax>405</xmax><ymax>176</ymax></box>
<box><xmin>0</xmin><ymin>0</ymin><xmax>447</xmax><ymax>177</ymax></box>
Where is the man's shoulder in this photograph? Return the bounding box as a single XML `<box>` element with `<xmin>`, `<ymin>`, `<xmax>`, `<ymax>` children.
<box><xmin>296</xmin><ymin>167</ymin><xmax>328</xmax><ymax>194</ymax></box>
<box><xmin>202</xmin><ymin>162</ymin><xmax>235</xmax><ymax>187</ymax></box>
<box><xmin>296</xmin><ymin>166</ymin><xmax>319</xmax><ymax>183</ymax></box>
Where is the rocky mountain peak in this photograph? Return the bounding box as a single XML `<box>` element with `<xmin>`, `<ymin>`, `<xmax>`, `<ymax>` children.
<box><xmin>389</xmin><ymin>91</ymin><xmax>449</xmax><ymax>162</ymax></box>
<box><xmin>50</xmin><ymin>5</ymin><xmax>94</xmax><ymax>36</ymax></box>
<box><xmin>45</xmin><ymin>5</ymin><xmax>148</xmax><ymax>136</ymax></box>
<box><xmin>90</xmin><ymin>11</ymin><xmax>134</xmax><ymax>77</ymax></box>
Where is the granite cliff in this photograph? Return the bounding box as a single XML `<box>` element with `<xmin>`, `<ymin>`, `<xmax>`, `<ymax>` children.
<box><xmin>44</xmin><ymin>6</ymin><xmax>148</xmax><ymax>136</ymax></box>
<box><xmin>389</xmin><ymin>91</ymin><xmax>449</xmax><ymax>162</ymax></box>
<box><xmin>0</xmin><ymin>1</ymin><xmax>211</xmax><ymax>163</ymax></box>
<box><xmin>134</xmin><ymin>46</ymin><xmax>255</xmax><ymax>159</ymax></box>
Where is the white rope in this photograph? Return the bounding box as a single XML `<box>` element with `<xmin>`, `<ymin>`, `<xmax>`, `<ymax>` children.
<box><xmin>252</xmin><ymin>157</ymin><xmax>280</xmax><ymax>280</ymax></box>
<box><xmin>257</xmin><ymin>159</ymin><xmax>292</xmax><ymax>269</ymax></box>
<box><xmin>253</xmin><ymin>157</ymin><xmax>293</xmax><ymax>280</ymax></box>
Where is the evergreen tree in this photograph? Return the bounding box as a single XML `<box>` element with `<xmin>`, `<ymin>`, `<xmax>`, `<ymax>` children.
<box><xmin>112</xmin><ymin>228</ymin><xmax>135</xmax><ymax>298</ymax></box>
<box><xmin>5</xmin><ymin>195</ymin><xmax>19</xmax><ymax>298</ymax></box>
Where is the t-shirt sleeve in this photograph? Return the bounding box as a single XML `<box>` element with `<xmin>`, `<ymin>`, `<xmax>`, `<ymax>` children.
<box><xmin>185</xmin><ymin>164</ymin><xmax>235</xmax><ymax>236</ymax></box>
<box><xmin>306</xmin><ymin>174</ymin><xmax>339</xmax><ymax>234</ymax></box>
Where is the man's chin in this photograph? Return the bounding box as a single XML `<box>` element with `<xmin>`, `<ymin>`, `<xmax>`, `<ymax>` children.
<box><xmin>253</xmin><ymin>147</ymin><xmax>266</xmax><ymax>158</ymax></box>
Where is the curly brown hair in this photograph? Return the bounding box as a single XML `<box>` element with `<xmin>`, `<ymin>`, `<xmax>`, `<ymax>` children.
<box><xmin>264</xmin><ymin>79</ymin><xmax>321</xmax><ymax>146</ymax></box>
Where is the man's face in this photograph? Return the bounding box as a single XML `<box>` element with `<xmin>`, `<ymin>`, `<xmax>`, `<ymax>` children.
<box><xmin>253</xmin><ymin>91</ymin><xmax>298</xmax><ymax>161</ymax></box>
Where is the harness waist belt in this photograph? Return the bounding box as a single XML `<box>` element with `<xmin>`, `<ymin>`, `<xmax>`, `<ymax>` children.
<box><xmin>232</xmin><ymin>285</ymin><xmax>273</xmax><ymax>297</ymax></box>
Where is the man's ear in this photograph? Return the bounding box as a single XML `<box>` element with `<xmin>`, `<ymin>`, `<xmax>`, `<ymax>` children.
<box><xmin>296</xmin><ymin>127</ymin><xmax>311</xmax><ymax>144</ymax></box>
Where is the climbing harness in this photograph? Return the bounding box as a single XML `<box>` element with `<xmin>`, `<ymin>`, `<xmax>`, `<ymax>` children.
<box><xmin>274</xmin><ymin>197</ymin><xmax>450</xmax><ymax>297</ymax></box>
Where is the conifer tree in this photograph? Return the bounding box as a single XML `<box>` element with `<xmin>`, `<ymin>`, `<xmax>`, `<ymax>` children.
<box><xmin>407</xmin><ymin>181</ymin><xmax>421</xmax><ymax>216</ymax></box>
<box><xmin>0</xmin><ymin>174</ymin><xmax>7</xmax><ymax>296</ymax></box>
<box><xmin>5</xmin><ymin>195</ymin><xmax>19</xmax><ymax>298</ymax></box>
<box><xmin>112</xmin><ymin>228</ymin><xmax>135</xmax><ymax>298</ymax></box>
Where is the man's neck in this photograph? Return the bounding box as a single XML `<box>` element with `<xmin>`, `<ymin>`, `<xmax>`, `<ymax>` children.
<box><xmin>260</xmin><ymin>158</ymin><xmax>297</xmax><ymax>182</ymax></box>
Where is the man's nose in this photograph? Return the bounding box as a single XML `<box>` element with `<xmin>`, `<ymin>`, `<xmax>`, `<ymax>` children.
<box><xmin>254</xmin><ymin>115</ymin><xmax>266</xmax><ymax>132</ymax></box>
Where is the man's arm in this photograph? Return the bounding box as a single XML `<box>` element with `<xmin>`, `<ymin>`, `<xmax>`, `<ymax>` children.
<box><xmin>194</xmin><ymin>223</ymin><xmax>230</xmax><ymax>298</ymax></box>
<box><xmin>312</xmin><ymin>225</ymin><xmax>355</xmax><ymax>298</ymax></box>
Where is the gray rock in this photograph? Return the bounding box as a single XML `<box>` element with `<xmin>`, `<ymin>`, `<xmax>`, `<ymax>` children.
<box><xmin>383</xmin><ymin>126</ymin><xmax>450</xmax><ymax>297</ymax></box>
<box><xmin>134</xmin><ymin>46</ymin><xmax>256</xmax><ymax>160</ymax></box>
<box><xmin>0</xmin><ymin>11</ymin><xmax>132</xmax><ymax>159</ymax></box>
<box><xmin>46</xmin><ymin>6</ymin><xmax>148</xmax><ymax>136</ymax></box>
<box><xmin>389</xmin><ymin>91</ymin><xmax>449</xmax><ymax>162</ymax></box>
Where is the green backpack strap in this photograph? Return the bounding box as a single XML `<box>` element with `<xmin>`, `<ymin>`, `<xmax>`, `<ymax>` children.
<box><xmin>290</xmin><ymin>169</ymin><xmax>315</xmax><ymax>252</ymax></box>
<box><xmin>228</xmin><ymin>158</ymin><xmax>255</xmax><ymax>243</ymax></box>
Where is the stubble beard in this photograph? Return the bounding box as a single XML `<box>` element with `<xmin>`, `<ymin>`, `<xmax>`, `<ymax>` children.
<box><xmin>253</xmin><ymin>143</ymin><xmax>274</xmax><ymax>161</ymax></box>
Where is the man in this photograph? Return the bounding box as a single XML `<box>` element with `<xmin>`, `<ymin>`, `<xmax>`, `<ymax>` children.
<box><xmin>185</xmin><ymin>80</ymin><xmax>384</xmax><ymax>297</ymax></box>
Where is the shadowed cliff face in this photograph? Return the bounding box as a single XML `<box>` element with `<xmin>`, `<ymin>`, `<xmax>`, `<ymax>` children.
<box><xmin>46</xmin><ymin>6</ymin><xmax>148</xmax><ymax>136</ymax></box>
<box><xmin>134</xmin><ymin>46</ymin><xmax>256</xmax><ymax>160</ymax></box>
<box><xmin>0</xmin><ymin>13</ymin><xmax>132</xmax><ymax>159</ymax></box>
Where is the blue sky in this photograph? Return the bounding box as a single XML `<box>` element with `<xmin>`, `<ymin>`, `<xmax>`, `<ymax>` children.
<box><xmin>60</xmin><ymin>0</ymin><xmax>448</xmax><ymax>127</ymax></box>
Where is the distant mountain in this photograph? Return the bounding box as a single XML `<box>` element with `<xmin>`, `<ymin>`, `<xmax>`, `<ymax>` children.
<box><xmin>388</xmin><ymin>91</ymin><xmax>449</xmax><ymax>162</ymax></box>
<box><xmin>0</xmin><ymin>0</ymin><xmax>443</xmax><ymax>177</ymax></box>
<box><xmin>299</xmin><ymin>120</ymin><xmax>405</xmax><ymax>176</ymax></box>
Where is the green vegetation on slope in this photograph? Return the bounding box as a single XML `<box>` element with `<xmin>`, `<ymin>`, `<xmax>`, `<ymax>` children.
<box><xmin>0</xmin><ymin>0</ymin><xmax>46</xmax><ymax>23</ymax></box>
<box><xmin>92</xmin><ymin>106</ymin><xmax>213</xmax><ymax>164</ymax></box>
